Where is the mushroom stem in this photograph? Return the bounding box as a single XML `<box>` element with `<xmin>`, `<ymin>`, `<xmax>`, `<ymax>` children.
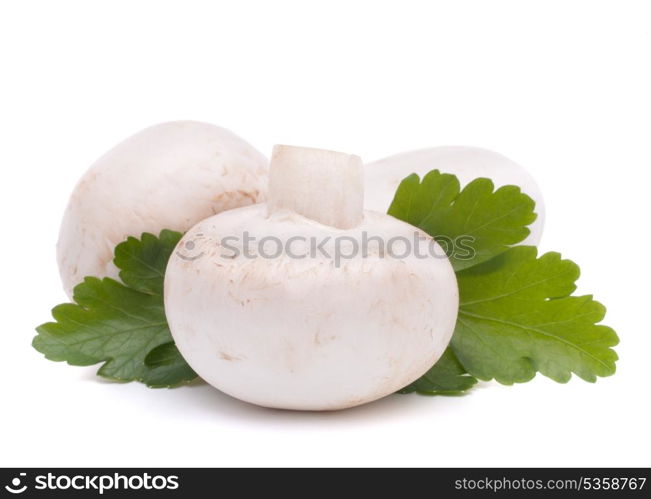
<box><xmin>267</xmin><ymin>145</ymin><xmax>363</xmax><ymax>229</ymax></box>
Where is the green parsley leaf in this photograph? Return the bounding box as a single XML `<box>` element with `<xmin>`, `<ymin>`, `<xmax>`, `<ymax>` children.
<box><xmin>388</xmin><ymin>170</ymin><xmax>537</xmax><ymax>271</ymax></box>
<box><xmin>144</xmin><ymin>342</ymin><xmax>197</xmax><ymax>387</ymax></box>
<box><xmin>390</xmin><ymin>171</ymin><xmax>618</xmax><ymax>395</ymax></box>
<box><xmin>398</xmin><ymin>348</ymin><xmax>478</xmax><ymax>395</ymax></box>
<box><xmin>453</xmin><ymin>246</ymin><xmax>619</xmax><ymax>384</ymax></box>
<box><xmin>33</xmin><ymin>230</ymin><xmax>197</xmax><ymax>387</ymax></box>
<box><xmin>114</xmin><ymin>229</ymin><xmax>182</xmax><ymax>295</ymax></box>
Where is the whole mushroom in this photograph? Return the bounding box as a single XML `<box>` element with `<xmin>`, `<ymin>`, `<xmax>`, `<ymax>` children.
<box><xmin>57</xmin><ymin>121</ymin><xmax>268</xmax><ymax>297</ymax></box>
<box><xmin>164</xmin><ymin>145</ymin><xmax>459</xmax><ymax>410</ymax></box>
<box><xmin>364</xmin><ymin>146</ymin><xmax>545</xmax><ymax>245</ymax></box>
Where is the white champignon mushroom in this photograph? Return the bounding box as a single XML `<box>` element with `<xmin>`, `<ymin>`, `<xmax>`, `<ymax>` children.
<box><xmin>164</xmin><ymin>145</ymin><xmax>459</xmax><ymax>411</ymax></box>
<box><xmin>57</xmin><ymin>121</ymin><xmax>268</xmax><ymax>297</ymax></box>
<box><xmin>364</xmin><ymin>146</ymin><xmax>545</xmax><ymax>245</ymax></box>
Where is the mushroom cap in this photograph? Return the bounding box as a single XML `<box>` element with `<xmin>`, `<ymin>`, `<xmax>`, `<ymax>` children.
<box><xmin>164</xmin><ymin>205</ymin><xmax>459</xmax><ymax>410</ymax></box>
<box><xmin>364</xmin><ymin>146</ymin><xmax>545</xmax><ymax>245</ymax></box>
<box><xmin>57</xmin><ymin>121</ymin><xmax>268</xmax><ymax>297</ymax></box>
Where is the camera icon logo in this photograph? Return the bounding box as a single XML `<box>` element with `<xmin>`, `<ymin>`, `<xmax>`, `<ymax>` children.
<box><xmin>4</xmin><ymin>473</ymin><xmax>27</xmax><ymax>494</ymax></box>
<box><xmin>176</xmin><ymin>234</ymin><xmax>205</xmax><ymax>261</ymax></box>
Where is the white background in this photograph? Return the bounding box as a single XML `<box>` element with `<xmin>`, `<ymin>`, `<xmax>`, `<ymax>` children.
<box><xmin>1</xmin><ymin>0</ymin><xmax>650</xmax><ymax>467</ymax></box>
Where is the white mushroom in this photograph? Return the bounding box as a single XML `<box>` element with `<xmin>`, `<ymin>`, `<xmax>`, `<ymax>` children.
<box><xmin>164</xmin><ymin>145</ymin><xmax>459</xmax><ymax>411</ymax></box>
<box><xmin>364</xmin><ymin>146</ymin><xmax>545</xmax><ymax>245</ymax></box>
<box><xmin>57</xmin><ymin>121</ymin><xmax>268</xmax><ymax>297</ymax></box>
